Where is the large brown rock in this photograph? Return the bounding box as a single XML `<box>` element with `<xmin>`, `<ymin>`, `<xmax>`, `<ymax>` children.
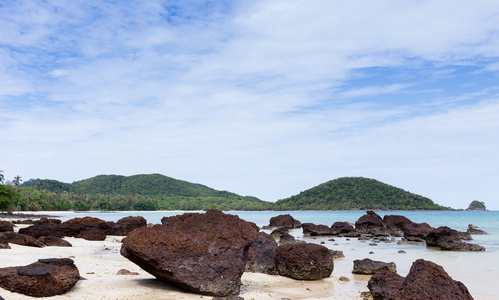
<box><xmin>352</xmin><ymin>258</ymin><xmax>396</xmax><ymax>275</ymax></box>
<box><xmin>403</xmin><ymin>222</ymin><xmax>434</xmax><ymax>239</ymax></box>
<box><xmin>121</xmin><ymin>209</ymin><xmax>258</xmax><ymax>297</ymax></box>
<box><xmin>367</xmin><ymin>271</ymin><xmax>405</xmax><ymax>300</ymax></box>
<box><xmin>275</xmin><ymin>243</ymin><xmax>334</xmax><ymax>280</ymax></box>
<box><xmin>0</xmin><ymin>220</ymin><xmax>13</xmax><ymax>233</ymax></box>
<box><xmin>18</xmin><ymin>221</ymin><xmax>63</xmax><ymax>239</ymax></box>
<box><xmin>331</xmin><ymin>221</ymin><xmax>354</xmax><ymax>234</ymax></box>
<box><xmin>245</xmin><ymin>231</ymin><xmax>278</xmax><ymax>275</ymax></box>
<box><xmin>302</xmin><ymin>223</ymin><xmax>338</xmax><ymax>236</ymax></box>
<box><xmin>392</xmin><ymin>259</ymin><xmax>473</xmax><ymax>300</ymax></box>
<box><xmin>355</xmin><ymin>211</ymin><xmax>391</xmax><ymax>235</ymax></box>
<box><xmin>268</xmin><ymin>214</ymin><xmax>302</xmax><ymax>229</ymax></box>
<box><xmin>0</xmin><ymin>258</ymin><xmax>80</xmax><ymax>297</ymax></box>
<box><xmin>112</xmin><ymin>216</ymin><xmax>147</xmax><ymax>235</ymax></box>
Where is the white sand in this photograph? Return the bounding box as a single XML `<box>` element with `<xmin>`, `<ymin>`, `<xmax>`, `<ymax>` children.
<box><xmin>1</xmin><ymin>224</ymin><xmax>363</xmax><ymax>300</ymax></box>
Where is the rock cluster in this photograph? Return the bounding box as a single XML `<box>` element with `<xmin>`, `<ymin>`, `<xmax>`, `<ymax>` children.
<box><xmin>19</xmin><ymin>216</ymin><xmax>146</xmax><ymax>241</ymax></box>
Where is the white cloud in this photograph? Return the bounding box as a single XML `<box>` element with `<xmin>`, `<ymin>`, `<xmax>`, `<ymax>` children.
<box><xmin>2</xmin><ymin>1</ymin><xmax>499</xmax><ymax>209</ymax></box>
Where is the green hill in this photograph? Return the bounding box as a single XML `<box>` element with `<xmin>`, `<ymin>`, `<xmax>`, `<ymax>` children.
<box><xmin>274</xmin><ymin>177</ymin><xmax>450</xmax><ymax>210</ymax></box>
<box><xmin>19</xmin><ymin>174</ymin><xmax>270</xmax><ymax>211</ymax></box>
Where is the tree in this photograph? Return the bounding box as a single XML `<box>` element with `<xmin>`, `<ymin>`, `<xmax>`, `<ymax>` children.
<box><xmin>0</xmin><ymin>185</ymin><xmax>12</xmax><ymax>211</ymax></box>
<box><xmin>13</xmin><ymin>175</ymin><xmax>22</xmax><ymax>187</ymax></box>
<box><xmin>0</xmin><ymin>170</ymin><xmax>4</xmax><ymax>184</ymax></box>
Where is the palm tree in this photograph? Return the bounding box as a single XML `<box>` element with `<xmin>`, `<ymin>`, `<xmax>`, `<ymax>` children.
<box><xmin>0</xmin><ymin>170</ymin><xmax>4</xmax><ymax>184</ymax></box>
<box><xmin>13</xmin><ymin>175</ymin><xmax>22</xmax><ymax>187</ymax></box>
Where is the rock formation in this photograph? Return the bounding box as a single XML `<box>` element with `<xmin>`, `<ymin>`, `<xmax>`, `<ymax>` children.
<box><xmin>275</xmin><ymin>243</ymin><xmax>334</xmax><ymax>280</ymax></box>
<box><xmin>121</xmin><ymin>209</ymin><xmax>258</xmax><ymax>297</ymax></box>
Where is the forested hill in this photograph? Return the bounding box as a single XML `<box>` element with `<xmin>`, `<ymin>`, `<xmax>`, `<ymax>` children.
<box><xmin>22</xmin><ymin>174</ymin><xmax>246</xmax><ymax>198</ymax></box>
<box><xmin>18</xmin><ymin>174</ymin><xmax>269</xmax><ymax>211</ymax></box>
<box><xmin>274</xmin><ymin>177</ymin><xmax>450</xmax><ymax>210</ymax></box>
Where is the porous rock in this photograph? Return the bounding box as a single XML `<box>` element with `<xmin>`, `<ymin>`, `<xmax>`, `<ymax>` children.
<box><xmin>368</xmin><ymin>259</ymin><xmax>473</xmax><ymax>300</ymax></box>
<box><xmin>268</xmin><ymin>214</ymin><xmax>302</xmax><ymax>229</ymax></box>
<box><xmin>302</xmin><ymin>223</ymin><xmax>338</xmax><ymax>236</ymax></box>
<box><xmin>38</xmin><ymin>235</ymin><xmax>72</xmax><ymax>247</ymax></box>
<box><xmin>0</xmin><ymin>220</ymin><xmax>14</xmax><ymax>233</ymax></box>
<box><xmin>0</xmin><ymin>232</ymin><xmax>45</xmax><ymax>248</ymax></box>
<box><xmin>121</xmin><ymin>209</ymin><xmax>258</xmax><ymax>297</ymax></box>
<box><xmin>352</xmin><ymin>258</ymin><xmax>396</xmax><ymax>275</ymax></box>
<box><xmin>245</xmin><ymin>231</ymin><xmax>278</xmax><ymax>275</ymax></box>
<box><xmin>275</xmin><ymin>243</ymin><xmax>334</xmax><ymax>280</ymax></box>
<box><xmin>0</xmin><ymin>258</ymin><xmax>80</xmax><ymax>297</ymax></box>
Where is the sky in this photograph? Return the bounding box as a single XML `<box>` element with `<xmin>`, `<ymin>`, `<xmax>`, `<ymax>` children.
<box><xmin>1</xmin><ymin>0</ymin><xmax>499</xmax><ymax>210</ymax></box>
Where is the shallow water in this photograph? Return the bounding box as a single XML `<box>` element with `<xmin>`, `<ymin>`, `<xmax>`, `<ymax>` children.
<box><xmin>49</xmin><ymin>210</ymin><xmax>499</xmax><ymax>299</ymax></box>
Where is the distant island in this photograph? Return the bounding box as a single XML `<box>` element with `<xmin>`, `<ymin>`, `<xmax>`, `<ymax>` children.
<box><xmin>0</xmin><ymin>174</ymin><xmax>451</xmax><ymax>211</ymax></box>
<box><xmin>467</xmin><ymin>200</ymin><xmax>487</xmax><ymax>211</ymax></box>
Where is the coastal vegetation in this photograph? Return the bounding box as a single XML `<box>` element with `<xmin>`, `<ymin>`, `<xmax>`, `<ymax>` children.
<box><xmin>0</xmin><ymin>173</ymin><xmax>450</xmax><ymax>211</ymax></box>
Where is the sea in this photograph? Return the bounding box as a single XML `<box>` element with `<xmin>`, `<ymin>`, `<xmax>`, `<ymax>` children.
<box><xmin>48</xmin><ymin>210</ymin><xmax>499</xmax><ymax>299</ymax></box>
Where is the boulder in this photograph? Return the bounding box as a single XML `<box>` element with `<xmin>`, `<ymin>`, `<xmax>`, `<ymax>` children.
<box><xmin>268</xmin><ymin>214</ymin><xmax>302</xmax><ymax>229</ymax></box>
<box><xmin>331</xmin><ymin>221</ymin><xmax>354</xmax><ymax>234</ymax></box>
<box><xmin>352</xmin><ymin>258</ymin><xmax>396</xmax><ymax>275</ymax></box>
<box><xmin>403</xmin><ymin>222</ymin><xmax>434</xmax><ymax>239</ymax></box>
<box><xmin>34</xmin><ymin>217</ymin><xmax>61</xmax><ymax>225</ymax></box>
<box><xmin>18</xmin><ymin>221</ymin><xmax>63</xmax><ymax>239</ymax></box>
<box><xmin>107</xmin><ymin>216</ymin><xmax>147</xmax><ymax>236</ymax></box>
<box><xmin>0</xmin><ymin>258</ymin><xmax>80</xmax><ymax>297</ymax></box>
<box><xmin>355</xmin><ymin>211</ymin><xmax>390</xmax><ymax>235</ymax></box>
<box><xmin>121</xmin><ymin>209</ymin><xmax>258</xmax><ymax>297</ymax></box>
<box><xmin>275</xmin><ymin>243</ymin><xmax>334</xmax><ymax>280</ymax></box>
<box><xmin>245</xmin><ymin>231</ymin><xmax>278</xmax><ymax>275</ymax></box>
<box><xmin>0</xmin><ymin>221</ymin><xmax>13</xmax><ymax>233</ymax></box>
<box><xmin>467</xmin><ymin>224</ymin><xmax>487</xmax><ymax>235</ymax></box>
<box><xmin>439</xmin><ymin>241</ymin><xmax>485</xmax><ymax>251</ymax></box>
<box><xmin>369</xmin><ymin>259</ymin><xmax>474</xmax><ymax>300</ymax></box>
<box><xmin>278</xmin><ymin>232</ymin><xmax>300</xmax><ymax>245</ymax></box>
<box><xmin>302</xmin><ymin>223</ymin><xmax>338</xmax><ymax>236</ymax></box>
<box><xmin>60</xmin><ymin>216</ymin><xmax>113</xmax><ymax>238</ymax></box>
<box><xmin>367</xmin><ymin>271</ymin><xmax>405</xmax><ymax>300</ymax></box>
<box><xmin>270</xmin><ymin>227</ymin><xmax>289</xmax><ymax>238</ymax></box>
<box><xmin>77</xmin><ymin>228</ymin><xmax>107</xmax><ymax>241</ymax></box>
<box><xmin>38</xmin><ymin>235</ymin><xmax>72</xmax><ymax>247</ymax></box>
<box><xmin>0</xmin><ymin>232</ymin><xmax>45</xmax><ymax>248</ymax></box>
<box><xmin>426</xmin><ymin>226</ymin><xmax>471</xmax><ymax>245</ymax></box>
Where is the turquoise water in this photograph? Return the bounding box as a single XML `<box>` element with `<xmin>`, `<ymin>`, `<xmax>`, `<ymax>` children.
<box><xmin>50</xmin><ymin>210</ymin><xmax>499</xmax><ymax>299</ymax></box>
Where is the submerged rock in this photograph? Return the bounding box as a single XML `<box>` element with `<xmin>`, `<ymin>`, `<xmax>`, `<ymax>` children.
<box><xmin>0</xmin><ymin>258</ymin><xmax>79</xmax><ymax>297</ymax></box>
<box><xmin>121</xmin><ymin>209</ymin><xmax>258</xmax><ymax>297</ymax></box>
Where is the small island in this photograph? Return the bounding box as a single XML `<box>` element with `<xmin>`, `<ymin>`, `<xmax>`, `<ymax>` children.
<box><xmin>467</xmin><ymin>200</ymin><xmax>487</xmax><ymax>211</ymax></box>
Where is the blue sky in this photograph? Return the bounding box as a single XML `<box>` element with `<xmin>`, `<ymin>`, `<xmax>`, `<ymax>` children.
<box><xmin>1</xmin><ymin>0</ymin><xmax>499</xmax><ymax>209</ymax></box>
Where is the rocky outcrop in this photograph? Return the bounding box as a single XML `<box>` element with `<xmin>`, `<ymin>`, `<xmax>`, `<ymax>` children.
<box><xmin>0</xmin><ymin>220</ymin><xmax>13</xmax><ymax>233</ymax></box>
<box><xmin>275</xmin><ymin>243</ymin><xmax>334</xmax><ymax>280</ymax></box>
<box><xmin>0</xmin><ymin>258</ymin><xmax>80</xmax><ymax>297</ymax></box>
<box><xmin>368</xmin><ymin>259</ymin><xmax>473</xmax><ymax>300</ymax></box>
<box><xmin>121</xmin><ymin>209</ymin><xmax>258</xmax><ymax>297</ymax></box>
<box><xmin>38</xmin><ymin>235</ymin><xmax>72</xmax><ymax>247</ymax></box>
<box><xmin>302</xmin><ymin>223</ymin><xmax>338</xmax><ymax>236</ymax></box>
<box><xmin>107</xmin><ymin>216</ymin><xmax>148</xmax><ymax>236</ymax></box>
<box><xmin>245</xmin><ymin>232</ymin><xmax>278</xmax><ymax>275</ymax></box>
<box><xmin>352</xmin><ymin>258</ymin><xmax>396</xmax><ymax>275</ymax></box>
<box><xmin>268</xmin><ymin>214</ymin><xmax>302</xmax><ymax>229</ymax></box>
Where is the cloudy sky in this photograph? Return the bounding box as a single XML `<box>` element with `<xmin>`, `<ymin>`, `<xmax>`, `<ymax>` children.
<box><xmin>1</xmin><ymin>0</ymin><xmax>499</xmax><ymax>209</ymax></box>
